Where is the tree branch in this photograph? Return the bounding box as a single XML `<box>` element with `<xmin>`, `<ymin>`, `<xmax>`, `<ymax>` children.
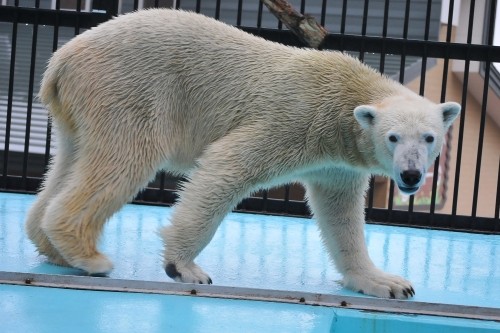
<box><xmin>260</xmin><ymin>0</ymin><xmax>328</xmax><ymax>49</ymax></box>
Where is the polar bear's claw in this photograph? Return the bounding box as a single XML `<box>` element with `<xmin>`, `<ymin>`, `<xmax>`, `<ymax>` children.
<box><xmin>343</xmin><ymin>270</ymin><xmax>414</xmax><ymax>299</ymax></box>
<box><xmin>165</xmin><ymin>262</ymin><xmax>212</xmax><ymax>284</ymax></box>
<box><xmin>404</xmin><ymin>287</ymin><xmax>416</xmax><ymax>297</ymax></box>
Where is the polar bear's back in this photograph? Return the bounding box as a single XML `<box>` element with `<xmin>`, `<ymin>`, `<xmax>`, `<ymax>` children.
<box><xmin>48</xmin><ymin>9</ymin><xmax>299</xmax><ymax>104</ymax></box>
<box><xmin>42</xmin><ymin>10</ymin><xmax>305</xmax><ymax>139</ymax></box>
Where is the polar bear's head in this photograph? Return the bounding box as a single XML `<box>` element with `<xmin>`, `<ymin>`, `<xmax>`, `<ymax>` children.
<box><xmin>354</xmin><ymin>95</ymin><xmax>461</xmax><ymax>195</ymax></box>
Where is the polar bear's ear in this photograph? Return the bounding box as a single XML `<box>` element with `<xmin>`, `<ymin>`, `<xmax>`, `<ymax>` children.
<box><xmin>439</xmin><ymin>102</ymin><xmax>461</xmax><ymax>129</ymax></box>
<box><xmin>354</xmin><ymin>105</ymin><xmax>378</xmax><ymax>129</ymax></box>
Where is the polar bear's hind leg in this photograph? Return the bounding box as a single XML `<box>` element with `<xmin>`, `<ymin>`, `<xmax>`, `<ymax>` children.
<box><xmin>40</xmin><ymin>132</ymin><xmax>163</xmax><ymax>274</ymax></box>
<box><xmin>25</xmin><ymin>128</ymin><xmax>76</xmax><ymax>267</ymax></box>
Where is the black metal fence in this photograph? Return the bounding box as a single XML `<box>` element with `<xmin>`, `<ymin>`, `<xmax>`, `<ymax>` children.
<box><xmin>0</xmin><ymin>0</ymin><xmax>499</xmax><ymax>233</ymax></box>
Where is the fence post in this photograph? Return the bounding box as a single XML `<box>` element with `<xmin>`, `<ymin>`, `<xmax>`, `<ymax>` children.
<box><xmin>92</xmin><ymin>0</ymin><xmax>120</xmax><ymax>18</ymax></box>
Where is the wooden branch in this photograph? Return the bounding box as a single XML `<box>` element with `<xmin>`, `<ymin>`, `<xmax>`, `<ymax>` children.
<box><xmin>260</xmin><ymin>0</ymin><xmax>328</xmax><ymax>49</ymax></box>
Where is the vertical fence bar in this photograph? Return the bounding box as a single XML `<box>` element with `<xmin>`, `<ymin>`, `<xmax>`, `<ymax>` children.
<box><xmin>359</xmin><ymin>0</ymin><xmax>369</xmax><ymax>61</ymax></box>
<box><xmin>367</xmin><ymin>176</ymin><xmax>375</xmax><ymax>215</ymax></box>
<box><xmin>430</xmin><ymin>0</ymin><xmax>455</xmax><ymax>223</ymax></box>
<box><xmin>257</xmin><ymin>0</ymin><xmax>263</xmax><ymax>28</ymax></box>
<box><xmin>106</xmin><ymin>1</ymin><xmax>120</xmax><ymax>20</ymax></box>
<box><xmin>408</xmin><ymin>0</ymin><xmax>439</xmax><ymax>221</ymax></box>
<box><xmin>378</xmin><ymin>0</ymin><xmax>389</xmax><ymax>73</ymax></box>
<box><xmin>411</xmin><ymin>0</ymin><xmax>433</xmax><ymax>219</ymax></box>
<box><xmin>159</xmin><ymin>171</ymin><xmax>166</xmax><ymax>202</ymax></box>
<box><xmin>75</xmin><ymin>0</ymin><xmax>82</xmax><ymax>35</ymax></box>
<box><xmin>215</xmin><ymin>0</ymin><xmax>221</xmax><ymax>20</ymax></box>
<box><xmin>339</xmin><ymin>0</ymin><xmax>347</xmax><ymax>50</ymax></box>
<box><xmin>262</xmin><ymin>190</ymin><xmax>269</xmax><ymax>212</ymax></box>
<box><xmin>2</xmin><ymin>0</ymin><xmax>20</xmax><ymax>188</ymax></box>
<box><xmin>300</xmin><ymin>0</ymin><xmax>305</xmax><ymax>14</ymax></box>
<box><xmin>387</xmin><ymin>0</ymin><xmax>411</xmax><ymax>222</ymax></box>
<box><xmin>22</xmin><ymin>0</ymin><xmax>41</xmax><ymax>189</ymax></box>
<box><xmin>495</xmin><ymin>158</ymin><xmax>499</xmax><ymax>225</ymax></box>
<box><xmin>44</xmin><ymin>0</ymin><xmax>61</xmax><ymax>171</ymax></box>
<box><xmin>320</xmin><ymin>0</ymin><xmax>327</xmax><ymax>27</ymax></box>
<box><xmin>452</xmin><ymin>0</ymin><xmax>475</xmax><ymax>216</ymax></box>
<box><xmin>417</xmin><ymin>0</ymin><xmax>433</xmax><ymax>94</ymax></box>
<box><xmin>195</xmin><ymin>0</ymin><xmax>201</xmax><ymax>13</ymax></box>
<box><xmin>471</xmin><ymin>0</ymin><xmax>496</xmax><ymax>218</ymax></box>
<box><xmin>257</xmin><ymin>0</ymin><xmax>265</xmax><ymax>209</ymax></box>
<box><xmin>359</xmin><ymin>0</ymin><xmax>375</xmax><ymax>213</ymax></box>
<box><xmin>283</xmin><ymin>184</ymin><xmax>290</xmax><ymax>214</ymax></box>
<box><xmin>367</xmin><ymin>0</ymin><xmax>390</xmax><ymax>214</ymax></box>
<box><xmin>236</xmin><ymin>0</ymin><xmax>242</xmax><ymax>26</ymax></box>
<box><xmin>401</xmin><ymin>0</ymin><xmax>411</xmax><ymax>40</ymax></box>
<box><xmin>277</xmin><ymin>0</ymin><xmax>283</xmax><ymax>31</ymax></box>
<box><xmin>340</xmin><ymin>0</ymin><xmax>347</xmax><ymax>33</ymax></box>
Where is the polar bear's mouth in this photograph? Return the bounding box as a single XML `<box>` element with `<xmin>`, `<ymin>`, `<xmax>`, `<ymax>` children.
<box><xmin>397</xmin><ymin>185</ymin><xmax>420</xmax><ymax>195</ymax></box>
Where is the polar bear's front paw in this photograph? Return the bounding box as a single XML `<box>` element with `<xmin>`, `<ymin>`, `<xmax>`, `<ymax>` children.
<box><xmin>343</xmin><ymin>270</ymin><xmax>415</xmax><ymax>299</ymax></box>
<box><xmin>165</xmin><ymin>262</ymin><xmax>213</xmax><ymax>284</ymax></box>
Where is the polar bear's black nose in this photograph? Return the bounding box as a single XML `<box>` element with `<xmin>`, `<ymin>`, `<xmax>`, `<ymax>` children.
<box><xmin>401</xmin><ymin>170</ymin><xmax>422</xmax><ymax>186</ymax></box>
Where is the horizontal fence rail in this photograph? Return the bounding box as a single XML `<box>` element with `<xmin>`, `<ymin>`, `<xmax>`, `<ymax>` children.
<box><xmin>0</xmin><ymin>0</ymin><xmax>499</xmax><ymax>233</ymax></box>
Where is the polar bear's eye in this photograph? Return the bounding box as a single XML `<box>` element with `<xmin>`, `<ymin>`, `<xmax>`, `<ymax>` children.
<box><xmin>425</xmin><ymin>135</ymin><xmax>434</xmax><ymax>143</ymax></box>
<box><xmin>388</xmin><ymin>135</ymin><xmax>398</xmax><ymax>143</ymax></box>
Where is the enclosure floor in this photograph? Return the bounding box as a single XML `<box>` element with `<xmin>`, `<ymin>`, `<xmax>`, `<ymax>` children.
<box><xmin>1</xmin><ymin>192</ymin><xmax>499</xmax><ymax>332</ymax></box>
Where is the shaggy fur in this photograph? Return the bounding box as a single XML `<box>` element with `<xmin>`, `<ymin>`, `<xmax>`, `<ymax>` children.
<box><xmin>26</xmin><ymin>9</ymin><xmax>460</xmax><ymax>299</ymax></box>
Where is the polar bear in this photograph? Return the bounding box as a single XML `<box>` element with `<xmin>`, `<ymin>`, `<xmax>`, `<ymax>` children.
<box><xmin>25</xmin><ymin>9</ymin><xmax>460</xmax><ymax>299</ymax></box>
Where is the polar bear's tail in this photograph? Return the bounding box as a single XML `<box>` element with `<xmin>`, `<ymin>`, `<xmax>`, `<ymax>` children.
<box><xmin>39</xmin><ymin>51</ymin><xmax>76</xmax><ymax>134</ymax></box>
<box><xmin>39</xmin><ymin>58</ymin><xmax>61</xmax><ymax>113</ymax></box>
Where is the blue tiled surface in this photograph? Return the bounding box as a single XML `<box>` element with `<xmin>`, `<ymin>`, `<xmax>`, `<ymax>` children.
<box><xmin>0</xmin><ymin>284</ymin><xmax>335</xmax><ymax>333</ymax></box>
<box><xmin>1</xmin><ymin>192</ymin><xmax>499</xmax><ymax>332</ymax></box>
<box><xmin>1</xmin><ymin>283</ymin><xmax>499</xmax><ymax>333</ymax></box>
<box><xmin>1</xmin><ymin>192</ymin><xmax>498</xmax><ymax>307</ymax></box>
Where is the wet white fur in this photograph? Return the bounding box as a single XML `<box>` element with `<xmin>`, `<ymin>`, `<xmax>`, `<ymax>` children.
<box><xmin>25</xmin><ymin>9</ymin><xmax>460</xmax><ymax>299</ymax></box>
